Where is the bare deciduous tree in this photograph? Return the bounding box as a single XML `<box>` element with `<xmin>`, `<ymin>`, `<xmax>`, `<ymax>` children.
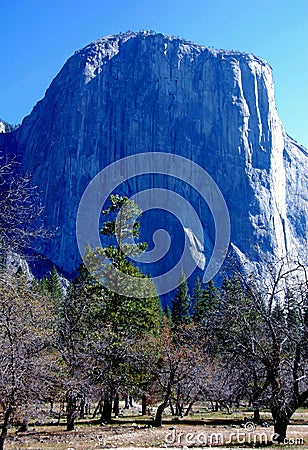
<box><xmin>0</xmin><ymin>156</ymin><xmax>49</xmax><ymax>258</ymax></box>
<box><xmin>213</xmin><ymin>258</ymin><xmax>308</xmax><ymax>442</ymax></box>
<box><xmin>0</xmin><ymin>272</ymin><xmax>56</xmax><ymax>450</ymax></box>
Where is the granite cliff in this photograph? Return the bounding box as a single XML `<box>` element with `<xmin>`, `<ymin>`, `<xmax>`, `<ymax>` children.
<box><xmin>2</xmin><ymin>31</ymin><xmax>307</xmax><ymax>282</ymax></box>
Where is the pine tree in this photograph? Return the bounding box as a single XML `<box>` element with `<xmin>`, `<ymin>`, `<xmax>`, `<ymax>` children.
<box><xmin>164</xmin><ymin>304</ymin><xmax>173</xmax><ymax>328</ymax></box>
<box><xmin>171</xmin><ymin>270</ymin><xmax>191</xmax><ymax>327</ymax></box>
<box><xmin>84</xmin><ymin>194</ymin><xmax>162</xmax><ymax>335</ymax></box>
<box><xmin>192</xmin><ymin>278</ymin><xmax>218</xmax><ymax>322</ymax></box>
<box><xmin>202</xmin><ymin>279</ymin><xmax>218</xmax><ymax>314</ymax></box>
<box><xmin>192</xmin><ymin>276</ymin><xmax>204</xmax><ymax>321</ymax></box>
<box><xmin>37</xmin><ymin>266</ymin><xmax>63</xmax><ymax>301</ymax></box>
<box><xmin>48</xmin><ymin>266</ymin><xmax>63</xmax><ymax>301</ymax></box>
<box><xmin>83</xmin><ymin>195</ymin><xmax>164</xmax><ymax>424</ymax></box>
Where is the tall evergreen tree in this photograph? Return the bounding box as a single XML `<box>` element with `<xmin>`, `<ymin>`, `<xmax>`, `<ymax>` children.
<box><xmin>171</xmin><ymin>270</ymin><xmax>191</xmax><ymax>327</ymax></box>
<box><xmin>38</xmin><ymin>266</ymin><xmax>63</xmax><ymax>302</ymax></box>
<box><xmin>192</xmin><ymin>276</ymin><xmax>204</xmax><ymax>321</ymax></box>
<box><xmin>202</xmin><ymin>279</ymin><xmax>219</xmax><ymax>313</ymax></box>
<box><xmin>165</xmin><ymin>304</ymin><xmax>172</xmax><ymax>323</ymax></box>
<box><xmin>85</xmin><ymin>194</ymin><xmax>162</xmax><ymax>335</ymax></box>
<box><xmin>84</xmin><ymin>195</ymin><xmax>163</xmax><ymax>424</ymax></box>
<box><xmin>192</xmin><ymin>277</ymin><xmax>218</xmax><ymax>322</ymax></box>
<box><xmin>48</xmin><ymin>265</ymin><xmax>63</xmax><ymax>300</ymax></box>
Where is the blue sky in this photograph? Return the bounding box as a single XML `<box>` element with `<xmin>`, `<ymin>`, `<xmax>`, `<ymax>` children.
<box><xmin>1</xmin><ymin>0</ymin><xmax>307</xmax><ymax>147</ymax></box>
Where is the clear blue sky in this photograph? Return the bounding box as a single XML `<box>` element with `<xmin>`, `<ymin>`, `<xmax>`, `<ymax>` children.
<box><xmin>1</xmin><ymin>0</ymin><xmax>307</xmax><ymax>147</ymax></box>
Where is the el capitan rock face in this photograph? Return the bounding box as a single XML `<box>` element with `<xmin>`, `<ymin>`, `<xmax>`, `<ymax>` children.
<box><xmin>2</xmin><ymin>31</ymin><xmax>307</xmax><ymax>278</ymax></box>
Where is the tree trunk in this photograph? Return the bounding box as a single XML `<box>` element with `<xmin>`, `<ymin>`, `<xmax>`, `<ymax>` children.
<box><xmin>57</xmin><ymin>398</ymin><xmax>65</xmax><ymax>425</ymax></box>
<box><xmin>92</xmin><ymin>398</ymin><xmax>102</xmax><ymax>419</ymax></box>
<box><xmin>113</xmin><ymin>392</ymin><xmax>119</xmax><ymax>417</ymax></box>
<box><xmin>153</xmin><ymin>382</ymin><xmax>172</xmax><ymax>427</ymax></box>
<box><xmin>153</xmin><ymin>401</ymin><xmax>167</xmax><ymax>427</ymax></box>
<box><xmin>142</xmin><ymin>393</ymin><xmax>147</xmax><ymax>416</ymax></box>
<box><xmin>253</xmin><ymin>402</ymin><xmax>260</xmax><ymax>424</ymax></box>
<box><xmin>100</xmin><ymin>391</ymin><xmax>113</xmax><ymax>424</ymax></box>
<box><xmin>66</xmin><ymin>391</ymin><xmax>79</xmax><ymax>431</ymax></box>
<box><xmin>67</xmin><ymin>410</ymin><xmax>77</xmax><ymax>431</ymax></box>
<box><xmin>49</xmin><ymin>400</ymin><xmax>54</xmax><ymax>414</ymax></box>
<box><xmin>79</xmin><ymin>398</ymin><xmax>85</xmax><ymax>419</ymax></box>
<box><xmin>184</xmin><ymin>398</ymin><xmax>196</xmax><ymax>416</ymax></box>
<box><xmin>273</xmin><ymin>415</ymin><xmax>289</xmax><ymax>443</ymax></box>
<box><xmin>124</xmin><ymin>393</ymin><xmax>130</xmax><ymax>409</ymax></box>
<box><xmin>0</xmin><ymin>405</ymin><xmax>13</xmax><ymax>450</ymax></box>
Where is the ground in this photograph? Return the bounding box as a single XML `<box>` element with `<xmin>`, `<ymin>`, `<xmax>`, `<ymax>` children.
<box><xmin>6</xmin><ymin>412</ymin><xmax>308</xmax><ymax>450</ymax></box>
<box><xmin>3</xmin><ymin>408</ymin><xmax>308</xmax><ymax>449</ymax></box>
<box><xmin>4</xmin><ymin>423</ymin><xmax>308</xmax><ymax>449</ymax></box>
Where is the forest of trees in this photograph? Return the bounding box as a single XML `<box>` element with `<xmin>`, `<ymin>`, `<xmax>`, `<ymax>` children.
<box><xmin>0</xmin><ymin>162</ymin><xmax>307</xmax><ymax>449</ymax></box>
